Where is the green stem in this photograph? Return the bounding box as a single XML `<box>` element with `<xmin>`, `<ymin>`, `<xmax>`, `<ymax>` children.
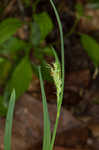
<box><xmin>50</xmin><ymin>97</ymin><xmax>61</xmax><ymax>150</ymax></box>
<box><xmin>50</xmin><ymin>1</ymin><xmax>65</xmax><ymax>149</ymax></box>
<box><xmin>50</xmin><ymin>0</ymin><xmax>64</xmax><ymax>84</ymax></box>
<box><xmin>38</xmin><ymin>66</ymin><xmax>51</xmax><ymax>150</ymax></box>
<box><xmin>50</xmin><ymin>0</ymin><xmax>65</xmax><ymax>150</ymax></box>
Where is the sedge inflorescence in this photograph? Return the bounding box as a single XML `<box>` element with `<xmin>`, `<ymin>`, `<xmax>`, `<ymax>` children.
<box><xmin>51</xmin><ymin>62</ymin><xmax>62</xmax><ymax>103</ymax></box>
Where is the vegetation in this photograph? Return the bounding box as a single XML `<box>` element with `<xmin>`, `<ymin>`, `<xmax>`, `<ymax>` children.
<box><xmin>1</xmin><ymin>0</ymin><xmax>99</xmax><ymax>149</ymax></box>
<box><xmin>4</xmin><ymin>0</ymin><xmax>64</xmax><ymax>150</ymax></box>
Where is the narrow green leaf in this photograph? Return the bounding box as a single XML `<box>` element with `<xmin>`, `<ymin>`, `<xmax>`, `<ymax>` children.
<box><xmin>49</xmin><ymin>1</ymin><xmax>64</xmax><ymax>150</ymax></box>
<box><xmin>51</xmin><ymin>47</ymin><xmax>60</xmax><ymax>66</ymax></box>
<box><xmin>32</xmin><ymin>61</ymin><xmax>53</xmax><ymax>82</ymax></box>
<box><xmin>0</xmin><ymin>18</ymin><xmax>22</xmax><ymax>45</ymax></box>
<box><xmin>43</xmin><ymin>46</ymin><xmax>54</xmax><ymax>56</ymax></box>
<box><xmin>51</xmin><ymin>47</ymin><xmax>62</xmax><ymax>104</ymax></box>
<box><xmin>38</xmin><ymin>66</ymin><xmax>51</xmax><ymax>150</ymax></box>
<box><xmin>81</xmin><ymin>34</ymin><xmax>99</xmax><ymax>67</ymax></box>
<box><xmin>4</xmin><ymin>89</ymin><xmax>16</xmax><ymax>150</ymax></box>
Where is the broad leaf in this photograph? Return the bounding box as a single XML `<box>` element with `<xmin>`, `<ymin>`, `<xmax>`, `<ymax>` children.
<box><xmin>34</xmin><ymin>12</ymin><xmax>53</xmax><ymax>41</ymax></box>
<box><xmin>81</xmin><ymin>34</ymin><xmax>99</xmax><ymax>67</ymax></box>
<box><xmin>5</xmin><ymin>57</ymin><xmax>33</xmax><ymax>100</ymax></box>
<box><xmin>30</xmin><ymin>22</ymin><xmax>41</xmax><ymax>46</ymax></box>
<box><xmin>0</xmin><ymin>18</ymin><xmax>22</xmax><ymax>45</ymax></box>
<box><xmin>0</xmin><ymin>37</ymin><xmax>28</xmax><ymax>54</ymax></box>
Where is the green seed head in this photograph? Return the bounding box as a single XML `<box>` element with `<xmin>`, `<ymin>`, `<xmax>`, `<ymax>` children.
<box><xmin>51</xmin><ymin>62</ymin><xmax>62</xmax><ymax>100</ymax></box>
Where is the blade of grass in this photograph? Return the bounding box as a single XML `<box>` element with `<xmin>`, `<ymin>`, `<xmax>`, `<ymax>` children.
<box><xmin>4</xmin><ymin>89</ymin><xmax>16</xmax><ymax>150</ymax></box>
<box><xmin>50</xmin><ymin>0</ymin><xmax>64</xmax><ymax>86</ymax></box>
<box><xmin>49</xmin><ymin>0</ymin><xmax>65</xmax><ymax>150</ymax></box>
<box><xmin>38</xmin><ymin>66</ymin><xmax>51</xmax><ymax>150</ymax></box>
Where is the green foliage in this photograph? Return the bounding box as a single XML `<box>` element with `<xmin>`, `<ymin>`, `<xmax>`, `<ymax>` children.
<box><xmin>5</xmin><ymin>57</ymin><xmax>33</xmax><ymax>100</ymax></box>
<box><xmin>32</xmin><ymin>45</ymin><xmax>55</xmax><ymax>82</ymax></box>
<box><xmin>30</xmin><ymin>22</ymin><xmax>41</xmax><ymax>46</ymax></box>
<box><xmin>0</xmin><ymin>37</ymin><xmax>28</xmax><ymax>54</ymax></box>
<box><xmin>4</xmin><ymin>89</ymin><xmax>16</xmax><ymax>150</ymax></box>
<box><xmin>34</xmin><ymin>47</ymin><xmax>44</xmax><ymax>60</ymax></box>
<box><xmin>0</xmin><ymin>0</ymin><xmax>54</xmax><ymax>120</ymax></box>
<box><xmin>0</xmin><ymin>10</ymin><xmax>54</xmax><ymax>115</ymax></box>
<box><xmin>0</xmin><ymin>58</ymin><xmax>12</xmax><ymax>85</ymax></box>
<box><xmin>32</xmin><ymin>61</ymin><xmax>53</xmax><ymax>82</ymax></box>
<box><xmin>32</xmin><ymin>46</ymin><xmax>55</xmax><ymax>82</ymax></box>
<box><xmin>3</xmin><ymin>0</ymin><xmax>65</xmax><ymax>150</ymax></box>
<box><xmin>81</xmin><ymin>34</ymin><xmax>99</xmax><ymax>67</ymax></box>
<box><xmin>34</xmin><ymin>12</ymin><xmax>53</xmax><ymax>41</ymax></box>
<box><xmin>41</xmin><ymin>61</ymin><xmax>53</xmax><ymax>82</ymax></box>
<box><xmin>0</xmin><ymin>18</ymin><xmax>22</xmax><ymax>45</ymax></box>
<box><xmin>37</xmin><ymin>0</ymin><xmax>64</xmax><ymax>150</ymax></box>
<box><xmin>0</xmin><ymin>96</ymin><xmax>7</xmax><ymax>116</ymax></box>
<box><xmin>43</xmin><ymin>46</ymin><xmax>54</xmax><ymax>56</ymax></box>
<box><xmin>50</xmin><ymin>48</ymin><xmax>62</xmax><ymax>105</ymax></box>
<box><xmin>38</xmin><ymin>67</ymin><xmax>51</xmax><ymax>150</ymax></box>
<box><xmin>22</xmin><ymin>0</ymin><xmax>30</xmax><ymax>7</ymax></box>
<box><xmin>32</xmin><ymin>0</ymin><xmax>40</xmax><ymax>12</ymax></box>
<box><xmin>34</xmin><ymin>46</ymin><xmax>54</xmax><ymax>60</ymax></box>
<box><xmin>75</xmin><ymin>3</ymin><xmax>84</xmax><ymax>19</ymax></box>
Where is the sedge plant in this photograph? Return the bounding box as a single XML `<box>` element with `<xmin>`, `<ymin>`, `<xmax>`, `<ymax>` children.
<box><xmin>3</xmin><ymin>0</ymin><xmax>64</xmax><ymax>150</ymax></box>
<box><xmin>38</xmin><ymin>0</ymin><xmax>64</xmax><ymax>150</ymax></box>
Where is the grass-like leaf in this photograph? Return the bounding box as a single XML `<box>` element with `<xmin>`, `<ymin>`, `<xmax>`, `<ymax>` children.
<box><xmin>38</xmin><ymin>66</ymin><xmax>51</xmax><ymax>150</ymax></box>
<box><xmin>49</xmin><ymin>1</ymin><xmax>64</xmax><ymax>150</ymax></box>
<box><xmin>4</xmin><ymin>89</ymin><xmax>16</xmax><ymax>150</ymax></box>
<box><xmin>50</xmin><ymin>0</ymin><xmax>64</xmax><ymax>85</ymax></box>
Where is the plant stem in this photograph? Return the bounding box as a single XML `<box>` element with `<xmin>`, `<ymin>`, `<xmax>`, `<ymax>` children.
<box><xmin>50</xmin><ymin>97</ymin><xmax>61</xmax><ymax>150</ymax></box>
<box><xmin>50</xmin><ymin>0</ymin><xmax>65</xmax><ymax>150</ymax></box>
<box><xmin>50</xmin><ymin>0</ymin><xmax>64</xmax><ymax>99</ymax></box>
<box><xmin>38</xmin><ymin>66</ymin><xmax>51</xmax><ymax>150</ymax></box>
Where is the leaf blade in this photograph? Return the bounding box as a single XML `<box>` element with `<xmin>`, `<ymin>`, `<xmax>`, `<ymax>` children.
<box><xmin>5</xmin><ymin>57</ymin><xmax>33</xmax><ymax>100</ymax></box>
<box><xmin>34</xmin><ymin>12</ymin><xmax>53</xmax><ymax>41</ymax></box>
<box><xmin>38</xmin><ymin>66</ymin><xmax>51</xmax><ymax>150</ymax></box>
<box><xmin>81</xmin><ymin>34</ymin><xmax>99</xmax><ymax>67</ymax></box>
<box><xmin>0</xmin><ymin>18</ymin><xmax>22</xmax><ymax>45</ymax></box>
<box><xmin>4</xmin><ymin>89</ymin><xmax>16</xmax><ymax>150</ymax></box>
